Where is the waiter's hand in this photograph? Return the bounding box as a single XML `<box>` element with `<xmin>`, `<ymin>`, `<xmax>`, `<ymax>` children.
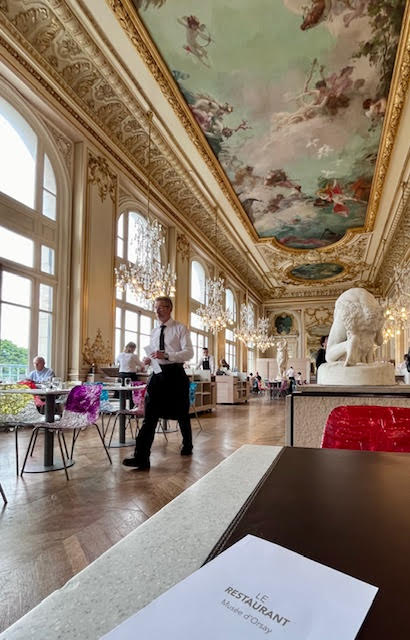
<box><xmin>150</xmin><ymin>350</ymin><xmax>167</xmax><ymax>359</ymax></box>
<box><xmin>143</xmin><ymin>357</ymin><xmax>152</xmax><ymax>365</ymax></box>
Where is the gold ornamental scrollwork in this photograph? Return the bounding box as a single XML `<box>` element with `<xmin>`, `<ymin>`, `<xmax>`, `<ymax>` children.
<box><xmin>176</xmin><ymin>232</ymin><xmax>190</xmax><ymax>262</ymax></box>
<box><xmin>88</xmin><ymin>153</ymin><xmax>117</xmax><ymax>203</ymax></box>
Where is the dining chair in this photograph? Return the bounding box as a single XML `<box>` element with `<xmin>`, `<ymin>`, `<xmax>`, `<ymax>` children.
<box><xmin>107</xmin><ymin>383</ymin><xmax>147</xmax><ymax>447</ymax></box>
<box><xmin>321</xmin><ymin>405</ymin><xmax>410</xmax><ymax>452</ymax></box>
<box><xmin>0</xmin><ymin>383</ymin><xmax>46</xmax><ymax>475</ymax></box>
<box><xmin>20</xmin><ymin>384</ymin><xmax>111</xmax><ymax>480</ymax></box>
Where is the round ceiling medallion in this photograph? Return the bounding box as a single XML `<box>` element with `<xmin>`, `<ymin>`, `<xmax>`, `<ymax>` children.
<box><xmin>289</xmin><ymin>263</ymin><xmax>344</xmax><ymax>281</ymax></box>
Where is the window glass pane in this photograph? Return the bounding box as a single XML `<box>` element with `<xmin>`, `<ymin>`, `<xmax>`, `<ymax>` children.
<box><xmin>43</xmin><ymin>154</ymin><xmax>56</xmax><ymax>193</ymax></box>
<box><xmin>225</xmin><ymin>328</ymin><xmax>235</xmax><ymax>342</ymax></box>
<box><xmin>1</xmin><ymin>271</ymin><xmax>31</xmax><ymax>306</ymax></box>
<box><xmin>41</xmin><ymin>245</ymin><xmax>55</xmax><ymax>274</ymax></box>
<box><xmin>226</xmin><ymin>288</ymin><xmax>236</xmax><ymax>322</ymax></box>
<box><xmin>0</xmin><ymin>302</ymin><xmax>30</xmax><ymax>351</ymax></box>
<box><xmin>125</xmin><ymin>310</ymin><xmax>137</xmax><ymax>331</ymax></box>
<box><xmin>124</xmin><ymin>330</ymin><xmax>137</xmax><ymax>347</ymax></box>
<box><xmin>117</xmin><ymin>238</ymin><xmax>123</xmax><ymax>259</ymax></box>
<box><xmin>115</xmin><ymin>329</ymin><xmax>121</xmax><ymax>358</ymax></box>
<box><xmin>128</xmin><ymin>212</ymin><xmax>146</xmax><ymax>264</ymax></box>
<box><xmin>38</xmin><ymin>311</ymin><xmax>52</xmax><ymax>364</ymax></box>
<box><xmin>191</xmin><ymin>261</ymin><xmax>205</xmax><ymax>303</ymax></box>
<box><xmin>140</xmin><ymin>314</ymin><xmax>152</xmax><ymax>335</ymax></box>
<box><xmin>0</xmin><ymin>226</ymin><xmax>34</xmax><ymax>267</ymax></box>
<box><xmin>126</xmin><ymin>287</ymin><xmax>139</xmax><ymax>306</ymax></box>
<box><xmin>39</xmin><ymin>284</ymin><xmax>53</xmax><ymax>311</ymax></box>
<box><xmin>42</xmin><ymin>191</ymin><xmax>56</xmax><ymax>220</ymax></box>
<box><xmin>117</xmin><ymin>213</ymin><xmax>124</xmax><ymax>238</ymax></box>
<box><xmin>115</xmin><ymin>307</ymin><xmax>121</xmax><ymax>327</ymax></box>
<box><xmin>116</xmin><ymin>286</ymin><xmax>123</xmax><ymax>301</ymax></box>
<box><xmin>0</xmin><ymin>98</ymin><xmax>37</xmax><ymax>208</ymax></box>
<box><xmin>190</xmin><ymin>312</ymin><xmax>204</xmax><ymax>330</ymax></box>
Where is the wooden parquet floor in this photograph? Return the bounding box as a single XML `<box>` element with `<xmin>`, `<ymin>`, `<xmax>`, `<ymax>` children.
<box><xmin>0</xmin><ymin>396</ymin><xmax>285</xmax><ymax>632</ymax></box>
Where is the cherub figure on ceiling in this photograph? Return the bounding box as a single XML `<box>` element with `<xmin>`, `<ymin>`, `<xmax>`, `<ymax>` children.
<box><xmin>177</xmin><ymin>15</ymin><xmax>214</xmax><ymax>67</ymax></box>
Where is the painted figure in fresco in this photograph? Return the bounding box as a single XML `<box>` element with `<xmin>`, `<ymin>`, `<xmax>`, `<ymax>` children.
<box><xmin>299</xmin><ymin>0</ymin><xmax>369</xmax><ymax>31</ymax></box>
<box><xmin>177</xmin><ymin>15</ymin><xmax>213</xmax><ymax>67</ymax></box>
<box><xmin>275</xmin><ymin>314</ymin><xmax>293</xmax><ymax>335</ymax></box>
<box><xmin>362</xmin><ymin>97</ymin><xmax>387</xmax><ymax>122</ymax></box>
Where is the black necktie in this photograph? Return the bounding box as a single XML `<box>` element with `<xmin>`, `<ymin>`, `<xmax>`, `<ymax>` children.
<box><xmin>159</xmin><ymin>324</ymin><xmax>166</xmax><ymax>351</ymax></box>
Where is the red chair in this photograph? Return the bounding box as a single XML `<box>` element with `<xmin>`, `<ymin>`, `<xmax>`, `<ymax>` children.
<box><xmin>321</xmin><ymin>405</ymin><xmax>410</xmax><ymax>452</ymax></box>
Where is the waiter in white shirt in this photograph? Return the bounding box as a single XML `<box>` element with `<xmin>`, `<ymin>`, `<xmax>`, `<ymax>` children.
<box><xmin>196</xmin><ymin>347</ymin><xmax>215</xmax><ymax>375</ymax></box>
<box><xmin>123</xmin><ymin>296</ymin><xmax>194</xmax><ymax>471</ymax></box>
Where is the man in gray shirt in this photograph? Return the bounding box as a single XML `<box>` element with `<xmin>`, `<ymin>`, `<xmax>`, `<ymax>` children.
<box><xmin>28</xmin><ymin>356</ymin><xmax>55</xmax><ymax>384</ymax></box>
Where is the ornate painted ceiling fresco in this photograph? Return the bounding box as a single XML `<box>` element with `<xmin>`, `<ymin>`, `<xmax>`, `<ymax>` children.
<box><xmin>133</xmin><ymin>0</ymin><xmax>406</xmax><ymax>253</ymax></box>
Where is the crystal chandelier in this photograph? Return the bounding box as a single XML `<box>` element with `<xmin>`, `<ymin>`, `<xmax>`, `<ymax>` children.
<box><xmin>235</xmin><ymin>253</ymin><xmax>275</xmax><ymax>351</ymax></box>
<box><xmin>115</xmin><ymin>111</ymin><xmax>176</xmax><ymax>302</ymax></box>
<box><xmin>253</xmin><ymin>316</ymin><xmax>275</xmax><ymax>353</ymax></box>
<box><xmin>196</xmin><ymin>207</ymin><xmax>232</xmax><ymax>334</ymax></box>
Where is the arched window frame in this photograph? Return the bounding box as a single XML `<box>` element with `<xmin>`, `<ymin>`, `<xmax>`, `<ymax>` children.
<box><xmin>189</xmin><ymin>257</ymin><xmax>211</xmax><ymax>367</ymax></box>
<box><xmin>0</xmin><ymin>81</ymin><xmax>70</xmax><ymax>379</ymax></box>
<box><xmin>114</xmin><ymin>206</ymin><xmax>159</xmax><ymax>359</ymax></box>
<box><xmin>225</xmin><ymin>286</ymin><xmax>237</xmax><ymax>369</ymax></box>
<box><xmin>247</xmin><ymin>300</ymin><xmax>257</xmax><ymax>374</ymax></box>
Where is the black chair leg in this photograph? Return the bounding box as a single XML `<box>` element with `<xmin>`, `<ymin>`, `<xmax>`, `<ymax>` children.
<box><xmin>70</xmin><ymin>429</ymin><xmax>80</xmax><ymax>460</ymax></box>
<box><xmin>15</xmin><ymin>427</ymin><xmax>19</xmax><ymax>476</ymax></box>
<box><xmin>61</xmin><ymin>432</ymin><xmax>70</xmax><ymax>460</ymax></box>
<box><xmin>30</xmin><ymin>430</ymin><xmax>39</xmax><ymax>457</ymax></box>
<box><xmin>94</xmin><ymin>424</ymin><xmax>112</xmax><ymax>464</ymax></box>
<box><xmin>21</xmin><ymin>428</ymin><xmax>39</xmax><ymax>476</ymax></box>
<box><xmin>56</xmin><ymin>431</ymin><xmax>69</xmax><ymax>481</ymax></box>
<box><xmin>0</xmin><ymin>482</ymin><xmax>7</xmax><ymax>504</ymax></box>
<box><xmin>108</xmin><ymin>415</ymin><xmax>119</xmax><ymax>447</ymax></box>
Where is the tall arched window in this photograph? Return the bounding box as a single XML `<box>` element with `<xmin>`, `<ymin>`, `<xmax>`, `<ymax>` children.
<box><xmin>0</xmin><ymin>95</ymin><xmax>61</xmax><ymax>380</ymax></box>
<box><xmin>115</xmin><ymin>209</ymin><xmax>155</xmax><ymax>359</ymax></box>
<box><xmin>225</xmin><ymin>288</ymin><xmax>237</xmax><ymax>369</ymax></box>
<box><xmin>247</xmin><ymin>302</ymin><xmax>256</xmax><ymax>374</ymax></box>
<box><xmin>189</xmin><ymin>259</ymin><xmax>209</xmax><ymax>366</ymax></box>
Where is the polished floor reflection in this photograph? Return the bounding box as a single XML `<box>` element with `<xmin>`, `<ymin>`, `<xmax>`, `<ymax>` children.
<box><xmin>0</xmin><ymin>396</ymin><xmax>285</xmax><ymax>632</ymax></box>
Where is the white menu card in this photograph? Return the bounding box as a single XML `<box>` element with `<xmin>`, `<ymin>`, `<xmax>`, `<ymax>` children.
<box><xmin>101</xmin><ymin>535</ymin><xmax>378</xmax><ymax>640</ymax></box>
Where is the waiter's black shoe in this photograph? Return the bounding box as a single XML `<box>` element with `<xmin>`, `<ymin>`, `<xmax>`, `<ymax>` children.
<box><xmin>180</xmin><ymin>446</ymin><xmax>193</xmax><ymax>456</ymax></box>
<box><xmin>122</xmin><ymin>457</ymin><xmax>150</xmax><ymax>470</ymax></box>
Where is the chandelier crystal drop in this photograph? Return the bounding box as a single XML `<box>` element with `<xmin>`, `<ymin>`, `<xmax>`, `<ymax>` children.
<box><xmin>114</xmin><ymin>111</ymin><xmax>176</xmax><ymax>303</ymax></box>
<box><xmin>253</xmin><ymin>316</ymin><xmax>276</xmax><ymax>353</ymax></box>
<box><xmin>115</xmin><ymin>218</ymin><xmax>176</xmax><ymax>302</ymax></box>
<box><xmin>235</xmin><ymin>303</ymin><xmax>256</xmax><ymax>346</ymax></box>
<box><xmin>196</xmin><ymin>277</ymin><xmax>233</xmax><ymax>334</ymax></box>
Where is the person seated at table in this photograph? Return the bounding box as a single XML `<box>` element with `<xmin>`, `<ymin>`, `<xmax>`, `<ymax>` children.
<box><xmin>28</xmin><ymin>356</ymin><xmax>55</xmax><ymax>385</ymax></box>
<box><xmin>249</xmin><ymin>373</ymin><xmax>259</xmax><ymax>394</ymax></box>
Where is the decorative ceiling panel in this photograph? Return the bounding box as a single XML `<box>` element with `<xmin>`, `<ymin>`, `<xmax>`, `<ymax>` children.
<box><xmin>133</xmin><ymin>0</ymin><xmax>406</xmax><ymax>251</ymax></box>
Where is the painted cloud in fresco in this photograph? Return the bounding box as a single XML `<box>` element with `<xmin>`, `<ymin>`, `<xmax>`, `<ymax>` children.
<box><xmin>137</xmin><ymin>0</ymin><xmax>406</xmax><ymax>249</ymax></box>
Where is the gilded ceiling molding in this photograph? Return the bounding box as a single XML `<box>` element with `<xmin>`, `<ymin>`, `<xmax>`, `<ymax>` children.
<box><xmin>377</xmin><ymin>183</ymin><xmax>410</xmax><ymax>294</ymax></box>
<box><xmin>43</xmin><ymin>119</ymin><xmax>73</xmax><ymax>171</ymax></box>
<box><xmin>303</xmin><ymin>307</ymin><xmax>334</xmax><ymax>331</ymax></box>
<box><xmin>88</xmin><ymin>153</ymin><xmax>117</xmax><ymax>202</ymax></box>
<box><xmin>176</xmin><ymin>232</ymin><xmax>190</xmax><ymax>262</ymax></box>
<box><xmin>105</xmin><ymin>0</ymin><xmax>258</xmax><ymax>240</ymax></box>
<box><xmin>0</xmin><ymin>0</ymin><xmax>266</xmax><ymax>295</ymax></box>
<box><xmin>107</xmin><ymin>0</ymin><xmax>410</xmax><ymax>249</ymax></box>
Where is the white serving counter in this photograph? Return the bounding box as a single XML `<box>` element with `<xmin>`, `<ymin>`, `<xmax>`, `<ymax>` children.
<box><xmin>1</xmin><ymin>445</ymin><xmax>282</xmax><ymax>640</ymax></box>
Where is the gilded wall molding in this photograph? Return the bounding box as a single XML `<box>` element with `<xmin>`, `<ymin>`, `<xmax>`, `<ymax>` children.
<box><xmin>88</xmin><ymin>153</ymin><xmax>117</xmax><ymax>202</ymax></box>
<box><xmin>107</xmin><ymin>0</ymin><xmax>410</xmax><ymax>246</ymax></box>
<box><xmin>44</xmin><ymin>120</ymin><xmax>73</xmax><ymax>171</ymax></box>
<box><xmin>0</xmin><ymin>0</ymin><xmax>266</xmax><ymax>295</ymax></box>
<box><xmin>176</xmin><ymin>232</ymin><xmax>190</xmax><ymax>262</ymax></box>
<box><xmin>377</xmin><ymin>182</ymin><xmax>410</xmax><ymax>293</ymax></box>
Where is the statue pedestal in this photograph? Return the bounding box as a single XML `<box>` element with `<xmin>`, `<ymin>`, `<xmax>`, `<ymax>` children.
<box><xmin>317</xmin><ymin>362</ymin><xmax>395</xmax><ymax>386</ymax></box>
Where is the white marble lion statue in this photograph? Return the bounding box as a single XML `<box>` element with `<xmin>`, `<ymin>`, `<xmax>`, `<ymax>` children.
<box><xmin>326</xmin><ymin>288</ymin><xmax>384</xmax><ymax>366</ymax></box>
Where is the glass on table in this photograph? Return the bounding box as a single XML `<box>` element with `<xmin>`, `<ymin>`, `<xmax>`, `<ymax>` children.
<box><xmin>52</xmin><ymin>377</ymin><xmax>62</xmax><ymax>389</ymax></box>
